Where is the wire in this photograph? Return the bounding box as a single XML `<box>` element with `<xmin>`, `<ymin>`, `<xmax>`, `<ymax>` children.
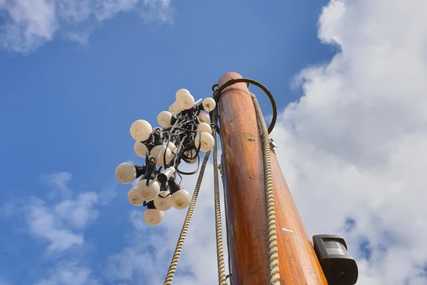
<box><xmin>163</xmin><ymin>152</ymin><xmax>211</xmax><ymax>285</ymax></box>
<box><xmin>212</xmin><ymin>111</ymin><xmax>227</xmax><ymax>285</ymax></box>
<box><xmin>154</xmin><ymin>77</ymin><xmax>279</xmax><ymax>285</ymax></box>
<box><xmin>212</xmin><ymin>78</ymin><xmax>277</xmax><ymax>133</ymax></box>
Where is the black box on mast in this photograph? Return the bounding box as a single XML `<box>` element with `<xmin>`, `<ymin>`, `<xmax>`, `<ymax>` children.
<box><xmin>313</xmin><ymin>234</ymin><xmax>358</xmax><ymax>285</ymax></box>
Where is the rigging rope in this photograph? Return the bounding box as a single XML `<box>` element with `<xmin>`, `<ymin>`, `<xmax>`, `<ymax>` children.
<box><xmin>214</xmin><ymin>77</ymin><xmax>280</xmax><ymax>284</ymax></box>
<box><xmin>252</xmin><ymin>94</ymin><xmax>281</xmax><ymax>285</ymax></box>
<box><xmin>163</xmin><ymin>78</ymin><xmax>279</xmax><ymax>285</ymax></box>
<box><xmin>163</xmin><ymin>151</ymin><xmax>211</xmax><ymax>285</ymax></box>
<box><xmin>212</xmin><ymin>112</ymin><xmax>227</xmax><ymax>285</ymax></box>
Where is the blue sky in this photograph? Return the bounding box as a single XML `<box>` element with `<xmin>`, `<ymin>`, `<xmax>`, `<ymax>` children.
<box><xmin>0</xmin><ymin>1</ymin><xmax>333</xmax><ymax>284</ymax></box>
<box><xmin>2</xmin><ymin>0</ymin><xmax>427</xmax><ymax>284</ymax></box>
<box><xmin>0</xmin><ymin>0</ymin><xmax>333</xmax><ymax>197</ymax></box>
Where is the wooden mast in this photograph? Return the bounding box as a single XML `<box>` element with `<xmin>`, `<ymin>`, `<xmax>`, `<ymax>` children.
<box><xmin>217</xmin><ymin>72</ymin><xmax>328</xmax><ymax>284</ymax></box>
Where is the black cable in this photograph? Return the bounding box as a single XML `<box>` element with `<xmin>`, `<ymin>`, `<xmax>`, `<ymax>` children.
<box><xmin>212</xmin><ymin>78</ymin><xmax>277</xmax><ymax>133</ymax></box>
<box><xmin>177</xmin><ymin>150</ymin><xmax>201</xmax><ymax>175</ymax></box>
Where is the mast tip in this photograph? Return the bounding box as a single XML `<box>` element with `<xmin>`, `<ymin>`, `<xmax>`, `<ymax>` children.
<box><xmin>218</xmin><ymin>72</ymin><xmax>248</xmax><ymax>92</ymax></box>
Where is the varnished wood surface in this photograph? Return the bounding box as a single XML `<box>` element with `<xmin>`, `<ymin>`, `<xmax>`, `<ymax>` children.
<box><xmin>217</xmin><ymin>72</ymin><xmax>327</xmax><ymax>285</ymax></box>
<box><xmin>218</xmin><ymin>72</ymin><xmax>270</xmax><ymax>284</ymax></box>
<box><xmin>271</xmin><ymin>154</ymin><xmax>328</xmax><ymax>284</ymax></box>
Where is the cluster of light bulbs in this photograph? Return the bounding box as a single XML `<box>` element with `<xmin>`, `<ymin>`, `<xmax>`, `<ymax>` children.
<box><xmin>115</xmin><ymin>88</ymin><xmax>216</xmax><ymax>225</ymax></box>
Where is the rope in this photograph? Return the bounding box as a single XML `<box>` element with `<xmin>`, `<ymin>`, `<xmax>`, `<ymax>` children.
<box><xmin>212</xmin><ymin>113</ymin><xmax>227</xmax><ymax>285</ymax></box>
<box><xmin>163</xmin><ymin>151</ymin><xmax>211</xmax><ymax>285</ymax></box>
<box><xmin>252</xmin><ymin>95</ymin><xmax>281</xmax><ymax>285</ymax></box>
<box><xmin>162</xmin><ymin>78</ymin><xmax>279</xmax><ymax>285</ymax></box>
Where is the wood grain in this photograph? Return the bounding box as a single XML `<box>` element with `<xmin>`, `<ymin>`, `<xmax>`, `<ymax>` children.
<box><xmin>217</xmin><ymin>72</ymin><xmax>327</xmax><ymax>285</ymax></box>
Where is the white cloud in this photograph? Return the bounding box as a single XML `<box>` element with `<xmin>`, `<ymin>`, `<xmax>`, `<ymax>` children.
<box><xmin>9</xmin><ymin>0</ymin><xmax>425</xmax><ymax>283</ymax></box>
<box><xmin>43</xmin><ymin>171</ymin><xmax>73</xmax><ymax>197</ymax></box>
<box><xmin>106</xmin><ymin>1</ymin><xmax>427</xmax><ymax>283</ymax></box>
<box><xmin>54</xmin><ymin>192</ymin><xmax>98</xmax><ymax>229</ymax></box>
<box><xmin>272</xmin><ymin>0</ymin><xmax>427</xmax><ymax>284</ymax></box>
<box><xmin>56</xmin><ymin>0</ymin><xmax>91</xmax><ymax>24</ymax></box>
<box><xmin>35</xmin><ymin>262</ymin><xmax>99</xmax><ymax>285</ymax></box>
<box><xmin>28</xmin><ymin>199</ymin><xmax>84</xmax><ymax>252</ymax></box>
<box><xmin>140</xmin><ymin>0</ymin><xmax>171</xmax><ymax>22</ymax></box>
<box><xmin>27</xmin><ymin>172</ymin><xmax>99</xmax><ymax>253</ymax></box>
<box><xmin>94</xmin><ymin>0</ymin><xmax>138</xmax><ymax>21</ymax></box>
<box><xmin>0</xmin><ymin>0</ymin><xmax>172</xmax><ymax>53</ymax></box>
<box><xmin>0</xmin><ymin>0</ymin><xmax>56</xmax><ymax>52</ymax></box>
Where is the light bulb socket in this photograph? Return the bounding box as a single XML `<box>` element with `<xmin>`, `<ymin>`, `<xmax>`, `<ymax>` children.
<box><xmin>152</xmin><ymin>130</ymin><xmax>163</xmax><ymax>145</ymax></box>
<box><xmin>177</xmin><ymin>108</ymin><xmax>194</xmax><ymax>116</ymax></box>
<box><xmin>140</xmin><ymin>133</ymin><xmax>153</xmax><ymax>144</ymax></box>
<box><xmin>145</xmin><ymin>200</ymin><xmax>155</xmax><ymax>209</ymax></box>
<box><xmin>143</xmin><ymin>158</ymin><xmax>157</xmax><ymax>180</ymax></box>
<box><xmin>192</xmin><ymin>100</ymin><xmax>204</xmax><ymax>112</ymax></box>
<box><xmin>160</xmin><ymin>180</ymin><xmax>169</xmax><ymax>192</ymax></box>
<box><xmin>135</xmin><ymin>165</ymin><xmax>146</xmax><ymax>178</ymax></box>
<box><xmin>158</xmin><ymin>167</ymin><xmax>176</xmax><ymax>184</ymax></box>
<box><xmin>168</xmin><ymin>179</ymin><xmax>181</xmax><ymax>194</ymax></box>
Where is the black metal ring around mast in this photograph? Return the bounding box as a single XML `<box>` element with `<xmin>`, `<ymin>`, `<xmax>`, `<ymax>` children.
<box><xmin>211</xmin><ymin>78</ymin><xmax>277</xmax><ymax>133</ymax></box>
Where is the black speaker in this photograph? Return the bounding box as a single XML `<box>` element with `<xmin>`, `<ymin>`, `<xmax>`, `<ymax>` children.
<box><xmin>313</xmin><ymin>234</ymin><xmax>358</xmax><ymax>285</ymax></box>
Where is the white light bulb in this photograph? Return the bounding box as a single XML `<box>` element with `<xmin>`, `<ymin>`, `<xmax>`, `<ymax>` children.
<box><xmin>115</xmin><ymin>162</ymin><xmax>136</xmax><ymax>184</ymax></box>
<box><xmin>130</xmin><ymin>120</ymin><xmax>152</xmax><ymax>141</ymax></box>
<box><xmin>150</xmin><ymin>144</ymin><xmax>174</xmax><ymax>166</ymax></box>
<box><xmin>202</xmin><ymin>97</ymin><xmax>216</xmax><ymax>112</ymax></box>
<box><xmin>144</xmin><ymin>209</ymin><xmax>164</xmax><ymax>225</ymax></box>
<box><xmin>172</xmin><ymin>190</ymin><xmax>191</xmax><ymax>209</ymax></box>
<box><xmin>195</xmin><ymin>132</ymin><xmax>215</xmax><ymax>152</ymax></box>
<box><xmin>138</xmin><ymin>179</ymin><xmax>160</xmax><ymax>201</ymax></box>
<box><xmin>168</xmin><ymin>102</ymin><xmax>181</xmax><ymax>115</ymax></box>
<box><xmin>149</xmin><ymin>144</ymin><xmax>163</xmax><ymax>158</ymax></box>
<box><xmin>157</xmin><ymin>111</ymin><xmax>172</xmax><ymax>128</ymax></box>
<box><xmin>154</xmin><ymin>194</ymin><xmax>173</xmax><ymax>211</ymax></box>
<box><xmin>198</xmin><ymin>111</ymin><xmax>211</xmax><ymax>123</ymax></box>
<box><xmin>197</xmin><ymin>122</ymin><xmax>212</xmax><ymax>133</ymax></box>
<box><xmin>176</xmin><ymin>89</ymin><xmax>195</xmax><ymax>110</ymax></box>
<box><xmin>128</xmin><ymin>187</ymin><xmax>144</xmax><ymax>206</ymax></box>
<box><xmin>133</xmin><ymin>141</ymin><xmax>149</xmax><ymax>158</ymax></box>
